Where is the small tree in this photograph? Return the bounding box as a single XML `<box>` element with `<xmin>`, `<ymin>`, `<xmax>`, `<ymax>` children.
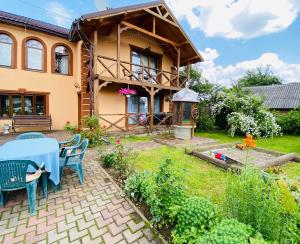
<box><xmin>236</xmin><ymin>67</ymin><xmax>282</xmax><ymax>87</ymax></box>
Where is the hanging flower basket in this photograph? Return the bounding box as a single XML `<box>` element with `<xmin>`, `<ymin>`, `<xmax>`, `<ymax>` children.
<box><xmin>118</xmin><ymin>88</ymin><xmax>136</xmax><ymax>97</ymax></box>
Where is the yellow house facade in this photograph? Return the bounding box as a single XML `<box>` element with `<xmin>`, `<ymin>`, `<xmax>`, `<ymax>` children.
<box><xmin>0</xmin><ymin>0</ymin><xmax>203</xmax><ymax>133</ymax></box>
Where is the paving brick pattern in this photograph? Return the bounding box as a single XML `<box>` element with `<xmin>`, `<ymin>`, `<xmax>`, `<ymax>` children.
<box><xmin>0</xmin><ymin>132</ymin><xmax>164</xmax><ymax>244</ymax></box>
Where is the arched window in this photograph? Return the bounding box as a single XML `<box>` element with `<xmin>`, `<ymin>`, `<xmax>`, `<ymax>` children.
<box><xmin>0</xmin><ymin>32</ymin><xmax>16</xmax><ymax>68</ymax></box>
<box><xmin>24</xmin><ymin>38</ymin><xmax>46</xmax><ymax>71</ymax></box>
<box><xmin>52</xmin><ymin>44</ymin><xmax>72</xmax><ymax>75</ymax></box>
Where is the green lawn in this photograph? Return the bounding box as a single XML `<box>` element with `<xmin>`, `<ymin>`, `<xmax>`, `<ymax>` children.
<box><xmin>134</xmin><ymin>146</ymin><xmax>235</xmax><ymax>204</ymax></box>
<box><xmin>196</xmin><ymin>131</ymin><xmax>300</xmax><ymax>179</ymax></box>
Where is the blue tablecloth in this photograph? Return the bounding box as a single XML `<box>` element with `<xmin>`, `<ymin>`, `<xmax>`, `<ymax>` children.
<box><xmin>0</xmin><ymin>138</ymin><xmax>60</xmax><ymax>185</ymax></box>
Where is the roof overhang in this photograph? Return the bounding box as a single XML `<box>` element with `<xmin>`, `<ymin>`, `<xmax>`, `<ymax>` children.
<box><xmin>71</xmin><ymin>0</ymin><xmax>204</xmax><ymax>65</ymax></box>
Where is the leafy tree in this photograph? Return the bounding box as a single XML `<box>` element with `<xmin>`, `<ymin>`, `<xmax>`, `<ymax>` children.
<box><xmin>236</xmin><ymin>67</ymin><xmax>282</xmax><ymax>87</ymax></box>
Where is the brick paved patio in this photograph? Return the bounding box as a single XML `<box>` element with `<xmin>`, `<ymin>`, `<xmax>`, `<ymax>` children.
<box><xmin>0</xmin><ymin>132</ymin><xmax>164</xmax><ymax>244</ymax></box>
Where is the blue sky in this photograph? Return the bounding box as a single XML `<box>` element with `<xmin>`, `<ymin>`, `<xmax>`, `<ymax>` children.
<box><xmin>1</xmin><ymin>0</ymin><xmax>300</xmax><ymax>86</ymax></box>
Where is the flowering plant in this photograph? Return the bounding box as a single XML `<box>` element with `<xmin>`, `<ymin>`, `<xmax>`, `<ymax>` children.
<box><xmin>118</xmin><ymin>88</ymin><xmax>136</xmax><ymax>95</ymax></box>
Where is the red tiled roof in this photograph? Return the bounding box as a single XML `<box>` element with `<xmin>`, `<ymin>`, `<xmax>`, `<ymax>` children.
<box><xmin>0</xmin><ymin>10</ymin><xmax>69</xmax><ymax>39</ymax></box>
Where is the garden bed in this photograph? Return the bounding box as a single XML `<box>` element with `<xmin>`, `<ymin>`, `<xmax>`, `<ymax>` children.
<box><xmin>189</xmin><ymin>143</ymin><xmax>297</xmax><ymax>170</ymax></box>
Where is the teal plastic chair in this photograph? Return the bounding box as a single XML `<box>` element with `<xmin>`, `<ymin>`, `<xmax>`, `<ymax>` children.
<box><xmin>58</xmin><ymin>134</ymin><xmax>81</xmax><ymax>157</ymax></box>
<box><xmin>58</xmin><ymin>139</ymin><xmax>89</xmax><ymax>190</ymax></box>
<box><xmin>16</xmin><ymin>132</ymin><xmax>46</xmax><ymax>140</ymax></box>
<box><xmin>0</xmin><ymin>160</ymin><xmax>44</xmax><ymax>215</ymax></box>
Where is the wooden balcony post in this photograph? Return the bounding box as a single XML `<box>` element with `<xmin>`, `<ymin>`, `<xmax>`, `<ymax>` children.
<box><xmin>177</xmin><ymin>47</ymin><xmax>180</xmax><ymax>87</ymax></box>
<box><xmin>93</xmin><ymin>30</ymin><xmax>98</xmax><ymax>115</ymax></box>
<box><xmin>149</xmin><ymin>87</ymin><xmax>154</xmax><ymax>131</ymax></box>
<box><xmin>187</xmin><ymin>61</ymin><xmax>191</xmax><ymax>86</ymax></box>
<box><xmin>117</xmin><ymin>24</ymin><xmax>121</xmax><ymax>79</ymax></box>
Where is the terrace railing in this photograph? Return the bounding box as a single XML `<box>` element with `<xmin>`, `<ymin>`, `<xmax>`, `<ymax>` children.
<box><xmin>98</xmin><ymin>112</ymin><xmax>173</xmax><ymax>132</ymax></box>
<box><xmin>97</xmin><ymin>55</ymin><xmax>188</xmax><ymax>88</ymax></box>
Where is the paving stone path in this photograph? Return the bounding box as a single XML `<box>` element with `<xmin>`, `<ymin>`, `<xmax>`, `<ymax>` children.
<box><xmin>0</xmin><ymin>132</ymin><xmax>164</xmax><ymax>244</ymax></box>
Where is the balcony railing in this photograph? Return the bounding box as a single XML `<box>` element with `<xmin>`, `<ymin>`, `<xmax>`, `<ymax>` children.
<box><xmin>97</xmin><ymin>55</ymin><xmax>188</xmax><ymax>88</ymax></box>
<box><xmin>98</xmin><ymin>112</ymin><xmax>173</xmax><ymax>132</ymax></box>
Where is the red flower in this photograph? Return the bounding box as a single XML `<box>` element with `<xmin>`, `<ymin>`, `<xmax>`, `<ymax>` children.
<box><xmin>115</xmin><ymin>139</ymin><xmax>121</xmax><ymax>144</ymax></box>
<box><xmin>66</xmin><ymin>121</ymin><xmax>70</xmax><ymax>124</ymax></box>
<box><xmin>77</xmin><ymin>128</ymin><xmax>81</xmax><ymax>132</ymax></box>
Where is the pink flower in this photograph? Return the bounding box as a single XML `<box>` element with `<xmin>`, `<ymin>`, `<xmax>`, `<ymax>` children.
<box><xmin>115</xmin><ymin>139</ymin><xmax>121</xmax><ymax>144</ymax></box>
<box><xmin>118</xmin><ymin>88</ymin><xmax>136</xmax><ymax>95</ymax></box>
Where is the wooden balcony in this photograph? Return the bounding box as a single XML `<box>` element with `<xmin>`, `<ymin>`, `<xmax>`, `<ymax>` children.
<box><xmin>98</xmin><ymin>112</ymin><xmax>173</xmax><ymax>133</ymax></box>
<box><xmin>96</xmin><ymin>55</ymin><xmax>188</xmax><ymax>90</ymax></box>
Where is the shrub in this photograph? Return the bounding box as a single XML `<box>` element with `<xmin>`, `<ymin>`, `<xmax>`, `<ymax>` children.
<box><xmin>224</xmin><ymin>165</ymin><xmax>285</xmax><ymax>241</ymax></box>
<box><xmin>64</xmin><ymin>122</ymin><xmax>78</xmax><ymax>133</ymax></box>
<box><xmin>124</xmin><ymin>171</ymin><xmax>152</xmax><ymax>201</ymax></box>
<box><xmin>227</xmin><ymin>112</ymin><xmax>260</xmax><ymax>137</ymax></box>
<box><xmin>101</xmin><ymin>151</ymin><xmax>118</xmax><ymax>168</ymax></box>
<box><xmin>80</xmin><ymin>128</ymin><xmax>106</xmax><ymax>148</ymax></box>
<box><xmin>84</xmin><ymin>115</ymin><xmax>99</xmax><ymax>130</ymax></box>
<box><xmin>113</xmin><ymin>142</ymin><xmax>136</xmax><ymax>178</ymax></box>
<box><xmin>198</xmin><ymin>219</ymin><xmax>264</xmax><ymax>244</ymax></box>
<box><xmin>172</xmin><ymin>196</ymin><xmax>218</xmax><ymax>242</ymax></box>
<box><xmin>277</xmin><ymin>108</ymin><xmax>300</xmax><ymax>134</ymax></box>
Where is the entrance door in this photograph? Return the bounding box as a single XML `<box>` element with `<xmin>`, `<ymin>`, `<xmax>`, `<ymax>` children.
<box><xmin>127</xmin><ymin>95</ymin><xmax>149</xmax><ymax>125</ymax></box>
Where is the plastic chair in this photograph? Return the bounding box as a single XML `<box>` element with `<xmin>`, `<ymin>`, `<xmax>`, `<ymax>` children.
<box><xmin>0</xmin><ymin>160</ymin><xmax>45</xmax><ymax>215</ymax></box>
<box><xmin>16</xmin><ymin>132</ymin><xmax>46</xmax><ymax>140</ymax></box>
<box><xmin>58</xmin><ymin>139</ymin><xmax>89</xmax><ymax>190</ymax></box>
<box><xmin>58</xmin><ymin>134</ymin><xmax>81</xmax><ymax>157</ymax></box>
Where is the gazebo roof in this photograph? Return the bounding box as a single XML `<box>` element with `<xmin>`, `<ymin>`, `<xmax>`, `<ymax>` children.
<box><xmin>172</xmin><ymin>88</ymin><xmax>200</xmax><ymax>102</ymax></box>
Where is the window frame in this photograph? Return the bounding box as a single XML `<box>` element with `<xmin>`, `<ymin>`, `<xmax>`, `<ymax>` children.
<box><xmin>22</xmin><ymin>36</ymin><xmax>47</xmax><ymax>72</ymax></box>
<box><xmin>0</xmin><ymin>30</ymin><xmax>17</xmax><ymax>69</ymax></box>
<box><xmin>51</xmin><ymin>43</ymin><xmax>73</xmax><ymax>76</ymax></box>
<box><xmin>0</xmin><ymin>90</ymin><xmax>49</xmax><ymax>119</ymax></box>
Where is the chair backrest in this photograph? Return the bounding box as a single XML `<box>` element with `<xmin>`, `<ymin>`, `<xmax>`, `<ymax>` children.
<box><xmin>73</xmin><ymin>134</ymin><xmax>81</xmax><ymax>146</ymax></box>
<box><xmin>79</xmin><ymin>139</ymin><xmax>89</xmax><ymax>161</ymax></box>
<box><xmin>0</xmin><ymin>160</ymin><xmax>39</xmax><ymax>190</ymax></box>
<box><xmin>16</xmin><ymin>132</ymin><xmax>46</xmax><ymax>140</ymax></box>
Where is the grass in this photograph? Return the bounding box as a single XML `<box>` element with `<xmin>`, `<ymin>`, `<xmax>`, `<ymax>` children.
<box><xmin>117</xmin><ymin>135</ymin><xmax>152</xmax><ymax>144</ymax></box>
<box><xmin>196</xmin><ymin>131</ymin><xmax>300</xmax><ymax>179</ymax></box>
<box><xmin>134</xmin><ymin>146</ymin><xmax>235</xmax><ymax>204</ymax></box>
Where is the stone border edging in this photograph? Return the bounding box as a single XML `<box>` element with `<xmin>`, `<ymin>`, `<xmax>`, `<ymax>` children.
<box><xmin>96</xmin><ymin>158</ymin><xmax>167</xmax><ymax>244</ymax></box>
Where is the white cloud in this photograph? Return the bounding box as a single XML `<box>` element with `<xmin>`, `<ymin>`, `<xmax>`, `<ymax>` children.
<box><xmin>196</xmin><ymin>48</ymin><xmax>300</xmax><ymax>86</ymax></box>
<box><xmin>166</xmin><ymin>0</ymin><xmax>300</xmax><ymax>39</ymax></box>
<box><xmin>47</xmin><ymin>2</ymin><xmax>73</xmax><ymax>27</ymax></box>
<box><xmin>94</xmin><ymin>0</ymin><xmax>109</xmax><ymax>11</ymax></box>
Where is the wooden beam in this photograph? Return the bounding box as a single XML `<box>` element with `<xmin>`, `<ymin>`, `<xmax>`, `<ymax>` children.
<box><xmin>187</xmin><ymin>61</ymin><xmax>191</xmax><ymax>82</ymax></box>
<box><xmin>181</xmin><ymin>55</ymin><xmax>199</xmax><ymax>64</ymax></box>
<box><xmin>93</xmin><ymin>30</ymin><xmax>99</xmax><ymax>115</ymax></box>
<box><xmin>144</xmin><ymin>9</ymin><xmax>178</xmax><ymax>27</ymax></box>
<box><xmin>152</xmin><ymin>16</ymin><xmax>156</xmax><ymax>34</ymax></box>
<box><xmin>178</xmin><ymin>40</ymin><xmax>188</xmax><ymax>47</ymax></box>
<box><xmin>163</xmin><ymin>12</ymin><xmax>169</xmax><ymax>18</ymax></box>
<box><xmin>177</xmin><ymin>47</ymin><xmax>180</xmax><ymax>87</ymax></box>
<box><xmin>121</xmin><ymin>20</ymin><xmax>179</xmax><ymax>47</ymax></box>
<box><xmin>156</xmin><ymin>6</ymin><xmax>162</xmax><ymax>16</ymax></box>
<box><xmin>117</xmin><ymin>24</ymin><xmax>121</xmax><ymax>78</ymax></box>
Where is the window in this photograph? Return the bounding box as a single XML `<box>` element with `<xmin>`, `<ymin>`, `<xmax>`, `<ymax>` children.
<box><xmin>24</xmin><ymin>38</ymin><xmax>46</xmax><ymax>71</ymax></box>
<box><xmin>127</xmin><ymin>95</ymin><xmax>149</xmax><ymax>125</ymax></box>
<box><xmin>0</xmin><ymin>94</ymin><xmax>47</xmax><ymax>118</ymax></box>
<box><xmin>131</xmin><ymin>48</ymin><xmax>160</xmax><ymax>83</ymax></box>
<box><xmin>0</xmin><ymin>32</ymin><xmax>15</xmax><ymax>67</ymax></box>
<box><xmin>52</xmin><ymin>43</ymin><xmax>72</xmax><ymax>75</ymax></box>
<box><xmin>54</xmin><ymin>45</ymin><xmax>69</xmax><ymax>75</ymax></box>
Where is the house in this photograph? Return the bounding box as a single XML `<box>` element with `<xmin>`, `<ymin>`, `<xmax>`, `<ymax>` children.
<box><xmin>0</xmin><ymin>0</ymin><xmax>203</xmax><ymax>133</ymax></box>
<box><xmin>246</xmin><ymin>83</ymin><xmax>300</xmax><ymax>112</ymax></box>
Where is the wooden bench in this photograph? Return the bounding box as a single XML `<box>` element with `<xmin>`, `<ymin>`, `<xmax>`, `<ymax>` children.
<box><xmin>12</xmin><ymin>115</ymin><xmax>52</xmax><ymax>132</ymax></box>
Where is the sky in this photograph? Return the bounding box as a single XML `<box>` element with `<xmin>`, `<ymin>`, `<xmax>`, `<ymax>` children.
<box><xmin>1</xmin><ymin>0</ymin><xmax>300</xmax><ymax>86</ymax></box>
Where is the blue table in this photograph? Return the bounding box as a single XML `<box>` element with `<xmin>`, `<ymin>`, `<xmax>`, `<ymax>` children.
<box><xmin>0</xmin><ymin>138</ymin><xmax>60</xmax><ymax>185</ymax></box>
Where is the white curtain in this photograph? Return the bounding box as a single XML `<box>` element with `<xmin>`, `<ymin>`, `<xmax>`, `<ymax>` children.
<box><xmin>128</xmin><ymin>95</ymin><xmax>139</xmax><ymax>124</ymax></box>
<box><xmin>60</xmin><ymin>55</ymin><xmax>68</xmax><ymax>74</ymax></box>
<box><xmin>154</xmin><ymin>96</ymin><xmax>160</xmax><ymax>113</ymax></box>
<box><xmin>0</xmin><ymin>43</ymin><xmax>12</xmax><ymax>66</ymax></box>
<box><xmin>27</xmin><ymin>48</ymin><xmax>43</xmax><ymax>70</ymax></box>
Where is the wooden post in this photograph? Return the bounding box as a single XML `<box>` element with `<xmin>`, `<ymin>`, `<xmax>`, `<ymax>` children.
<box><xmin>149</xmin><ymin>87</ymin><xmax>154</xmax><ymax>131</ymax></box>
<box><xmin>117</xmin><ymin>24</ymin><xmax>121</xmax><ymax>78</ymax></box>
<box><xmin>187</xmin><ymin>61</ymin><xmax>191</xmax><ymax>82</ymax></box>
<box><xmin>93</xmin><ymin>30</ymin><xmax>99</xmax><ymax>115</ymax></box>
<box><xmin>152</xmin><ymin>17</ymin><xmax>156</xmax><ymax>34</ymax></box>
<box><xmin>177</xmin><ymin>47</ymin><xmax>180</xmax><ymax>87</ymax></box>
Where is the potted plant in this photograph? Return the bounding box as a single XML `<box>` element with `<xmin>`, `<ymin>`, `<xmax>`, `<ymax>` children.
<box><xmin>118</xmin><ymin>88</ymin><xmax>136</xmax><ymax>98</ymax></box>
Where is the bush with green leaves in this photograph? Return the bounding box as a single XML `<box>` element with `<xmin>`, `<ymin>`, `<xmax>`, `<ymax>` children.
<box><xmin>172</xmin><ymin>196</ymin><xmax>218</xmax><ymax>242</ymax></box>
<box><xmin>80</xmin><ymin>128</ymin><xmax>106</xmax><ymax>148</ymax></box>
<box><xmin>198</xmin><ymin>219</ymin><xmax>265</xmax><ymax>244</ymax></box>
<box><xmin>84</xmin><ymin>115</ymin><xmax>99</xmax><ymax>129</ymax></box>
<box><xmin>212</xmin><ymin>89</ymin><xmax>281</xmax><ymax>137</ymax></box>
<box><xmin>101</xmin><ymin>151</ymin><xmax>118</xmax><ymax>168</ymax></box>
<box><xmin>124</xmin><ymin>171</ymin><xmax>152</xmax><ymax>201</ymax></box>
<box><xmin>223</xmin><ymin>165</ymin><xmax>297</xmax><ymax>242</ymax></box>
<box><xmin>277</xmin><ymin>108</ymin><xmax>300</xmax><ymax>134</ymax></box>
